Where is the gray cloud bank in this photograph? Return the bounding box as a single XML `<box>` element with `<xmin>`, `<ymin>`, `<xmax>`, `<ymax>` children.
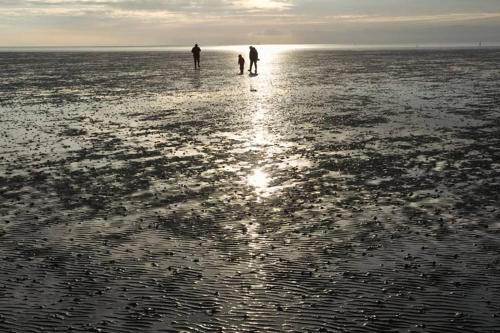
<box><xmin>1</xmin><ymin>0</ymin><xmax>499</xmax><ymax>46</ymax></box>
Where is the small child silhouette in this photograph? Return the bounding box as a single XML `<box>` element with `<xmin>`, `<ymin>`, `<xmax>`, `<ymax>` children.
<box><xmin>238</xmin><ymin>55</ymin><xmax>245</xmax><ymax>75</ymax></box>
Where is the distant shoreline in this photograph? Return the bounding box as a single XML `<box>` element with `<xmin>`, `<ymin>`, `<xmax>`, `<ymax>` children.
<box><xmin>1</xmin><ymin>43</ymin><xmax>500</xmax><ymax>52</ymax></box>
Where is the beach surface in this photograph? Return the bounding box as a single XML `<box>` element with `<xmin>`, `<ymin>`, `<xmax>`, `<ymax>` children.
<box><xmin>0</xmin><ymin>47</ymin><xmax>500</xmax><ymax>332</ymax></box>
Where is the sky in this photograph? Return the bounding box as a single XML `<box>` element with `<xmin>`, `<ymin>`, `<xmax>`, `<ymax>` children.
<box><xmin>1</xmin><ymin>0</ymin><xmax>500</xmax><ymax>46</ymax></box>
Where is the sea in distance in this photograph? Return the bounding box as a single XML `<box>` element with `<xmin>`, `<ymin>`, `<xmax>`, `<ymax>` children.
<box><xmin>0</xmin><ymin>44</ymin><xmax>500</xmax><ymax>332</ymax></box>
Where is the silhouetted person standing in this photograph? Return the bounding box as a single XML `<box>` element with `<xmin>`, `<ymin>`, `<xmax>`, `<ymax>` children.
<box><xmin>249</xmin><ymin>46</ymin><xmax>259</xmax><ymax>74</ymax></box>
<box><xmin>192</xmin><ymin>44</ymin><xmax>201</xmax><ymax>69</ymax></box>
<box><xmin>238</xmin><ymin>55</ymin><xmax>245</xmax><ymax>75</ymax></box>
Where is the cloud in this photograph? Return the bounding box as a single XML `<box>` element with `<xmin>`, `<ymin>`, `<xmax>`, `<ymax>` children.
<box><xmin>0</xmin><ymin>0</ymin><xmax>499</xmax><ymax>45</ymax></box>
<box><xmin>2</xmin><ymin>0</ymin><xmax>500</xmax><ymax>19</ymax></box>
<box><xmin>317</xmin><ymin>12</ymin><xmax>500</xmax><ymax>24</ymax></box>
<box><xmin>0</xmin><ymin>0</ymin><xmax>292</xmax><ymax>15</ymax></box>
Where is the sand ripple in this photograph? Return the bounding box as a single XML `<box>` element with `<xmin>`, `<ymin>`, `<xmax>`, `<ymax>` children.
<box><xmin>0</xmin><ymin>49</ymin><xmax>500</xmax><ymax>332</ymax></box>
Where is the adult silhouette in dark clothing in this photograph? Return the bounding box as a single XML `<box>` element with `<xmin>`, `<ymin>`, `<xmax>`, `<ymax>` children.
<box><xmin>248</xmin><ymin>46</ymin><xmax>259</xmax><ymax>74</ymax></box>
<box><xmin>191</xmin><ymin>44</ymin><xmax>201</xmax><ymax>69</ymax></box>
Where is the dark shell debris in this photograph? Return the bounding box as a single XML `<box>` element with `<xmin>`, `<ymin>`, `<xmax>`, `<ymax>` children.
<box><xmin>0</xmin><ymin>49</ymin><xmax>500</xmax><ymax>332</ymax></box>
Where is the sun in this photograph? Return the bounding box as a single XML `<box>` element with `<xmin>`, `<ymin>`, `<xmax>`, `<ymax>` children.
<box><xmin>237</xmin><ymin>0</ymin><xmax>292</xmax><ymax>10</ymax></box>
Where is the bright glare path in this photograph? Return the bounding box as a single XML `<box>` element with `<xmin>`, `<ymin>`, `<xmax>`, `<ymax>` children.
<box><xmin>242</xmin><ymin>46</ymin><xmax>284</xmax><ymax>198</ymax></box>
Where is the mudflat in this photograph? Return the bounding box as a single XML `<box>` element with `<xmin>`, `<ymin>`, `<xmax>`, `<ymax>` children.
<box><xmin>0</xmin><ymin>48</ymin><xmax>499</xmax><ymax>332</ymax></box>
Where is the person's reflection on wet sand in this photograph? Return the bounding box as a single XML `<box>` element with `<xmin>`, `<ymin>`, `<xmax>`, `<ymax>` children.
<box><xmin>191</xmin><ymin>71</ymin><xmax>201</xmax><ymax>89</ymax></box>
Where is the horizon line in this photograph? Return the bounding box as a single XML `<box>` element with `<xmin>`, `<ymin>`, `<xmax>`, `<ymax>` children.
<box><xmin>1</xmin><ymin>42</ymin><xmax>500</xmax><ymax>49</ymax></box>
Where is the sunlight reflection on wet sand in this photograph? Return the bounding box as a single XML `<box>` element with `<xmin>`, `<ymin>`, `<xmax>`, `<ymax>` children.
<box><xmin>247</xmin><ymin>168</ymin><xmax>273</xmax><ymax>196</ymax></box>
<box><xmin>2</xmin><ymin>47</ymin><xmax>500</xmax><ymax>333</ymax></box>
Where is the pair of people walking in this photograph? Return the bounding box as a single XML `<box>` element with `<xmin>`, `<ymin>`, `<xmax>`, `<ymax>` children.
<box><xmin>191</xmin><ymin>44</ymin><xmax>259</xmax><ymax>75</ymax></box>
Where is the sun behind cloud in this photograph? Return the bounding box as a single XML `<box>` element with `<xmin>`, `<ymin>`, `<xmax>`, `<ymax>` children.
<box><xmin>0</xmin><ymin>0</ymin><xmax>499</xmax><ymax>46</ymax></box>
<box><xmin>237</xmin><ymin>0</ymin><xmax>292</xmax><ymax>10</ymax></box>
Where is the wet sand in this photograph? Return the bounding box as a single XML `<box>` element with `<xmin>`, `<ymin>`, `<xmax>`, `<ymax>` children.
<box><xmin>0</xmin><ymin>48</ymin><xmax>500</xmax><ymax>332</ymax></box>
